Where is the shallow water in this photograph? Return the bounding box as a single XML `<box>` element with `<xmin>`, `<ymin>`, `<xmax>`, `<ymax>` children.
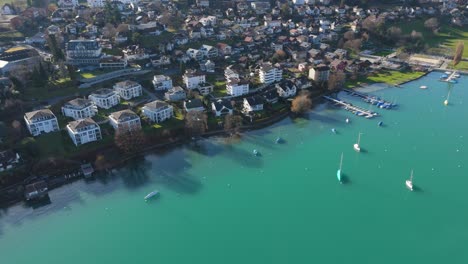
<box><xmin>0</xmin><ymin>72</ymin><xmax>467</xmax><ymax>263</ymax></box>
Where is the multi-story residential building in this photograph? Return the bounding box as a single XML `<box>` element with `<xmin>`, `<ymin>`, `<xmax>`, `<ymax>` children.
<box><xmin>88</xmin><ymin>88</ymin><xmax>120</xmax><ymax>109</ymax></box>
<box><xmin>66</xmin><ymin>118</ymin><xmax>102</xmax><ymax>146</ymax></box>
<box><xmin>243</xmin><ymin>96</ymin><xmax>264</xmax><ymax>113</ymax></box>
<box><xmin>226</xmin><ymin>78</ymin><xmax>250</xmax><ymax>96</ymax></box>
<box><xmin>165</xmin><ymin>86</ymin><xmax>187</xmax><ymax>101</ymax></box>
<box><xmin>24</xmin><ymin>109</ymin><xmax>60</xmax><ymax>137</ymax></box>
<box><xmin>113</xmin><ymin>80</ymin><xmax>142</xmax><ymax>100</ymax></box>
<box><xmin>183</xmin><ymin>70</ymin><xmax>206</xmax><ymax>89</ymax></box>
<box><xmin>259</xmin><ymin>64</ymin><xmax>283</xmax><ymax>84</ymax></box>
<box><xmin>66</xmin><ymin>40</ymin><xmax>102</xmax><ymax>66</ymax></box>
<box><xmin>187</xmin><ymin>48</ymin><xmax>203</xmax><ymax>61</ymax></box>
<box><xmin>141</xmin><ymin>100</ymin><xmax>174</xmax><ymax>123</ymax></box>
<box><xmin>276</xmin><ymin>81</ymin><xmax>297</xmax><ymax>98</ymax></box>
<box><xmin>62</xmin><ymin>98</ymin><xmax>98</xmax><ymax>120</ymax></box>
<box><xmin>197</xmin><ymin>83</ymin><xmax>214</xmax><ymax>95</ymax></box>
<box><xmin>184</xmin><ymin>99</ymin><xmax>205</xmax><ymax>112</ymax></box>
<box><xmin>152</xmin><ymin>75</ymin><xmax>173</xmax><ymax>91</ymax></box>
<box><xmin>309</xmin><ymin>64</ymin><xmax>330</xmax><ymax>82</ymax></box>
<box><xmin>87</xmin><ymin>0</ymin><xmax>105</xmax><ymax>8</ymax></box>
<box><xmin>109</xmin><ymin>109</ymin><xmax>141</xmax><ymax>132</ymax></box>
<box><xmin>199</xmin><ymin>45</ymin><xmax>218</xmax><ymax>59</ymax></box>
<box><xmin>58</xmin><ymin>0</ymin><xmax>78</xmax><ymax>9</ymax></box>
<box><xmin>211</xmin><ymin>99</ymin><xmax>233</xmax><ymax>117</ymax></box>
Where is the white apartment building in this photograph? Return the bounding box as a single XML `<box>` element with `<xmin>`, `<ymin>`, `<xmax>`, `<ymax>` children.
<box><xmin>88</xmin><ymin>88</ymin><xmax>120</xmax><ymax>109</ymax></box>
<box><xmin>152</xmin><ymin>75</ymin><xmax>173</xmax><ymax>91</ymax></box>
<box><xmin>309</xmin><ymin>65</ymin><xmax>330</xmax><ymax>82</ymax></box>
<box><xmin>108</xmin><ymin>109</ymin><xmax>141</xmax><ymax>132</ymax></box>
<box><xmin>183</xmin><ymin>70</ymin><xmax>206</xmax><ymax>89</ymax></box>
<box><xmin>24</xmin><ymin>109</ymin><xmax>60</xmax><ymax>137</ymax></box>
<box><xmin>62</xmin><ymin>98</ymin><xmax>98</xmax><ymax>120</ymax></box>
<box><xmin>199</xmin><ymin>45</ymin><xmax>218</xmax><ymax>59</ymax></box>
<box><xmin>226</xmin><ymin>78</ymin><xmax>249</xmax><ymax>96</ymax></box>
<box><xmin>259</xmin><ymin>64</ymin><xmax>283</xmax><ymax>84</ymax></box>
<box><xmin>58</xmin><ymin>0</ymin><xmax>79</xmax><ymax>9</ymax></box>
<box><xmin>141</xmin><ymin>100</ymin><xmax>174</xmax><ymax>123</ymax></box>
<box><xmin>66</xmin><ymin>118</ymin><xmax>102</xmax><ymax>146</ymax></box>
<box><xmin>87</xmin><ymin>0</ymin><xmax>105</xmax><ymax>8</ymax></box>
<box><xmin>113</xmin><ymin>80</ymin><xmax>142</xmax><ymax>100</ymax></box>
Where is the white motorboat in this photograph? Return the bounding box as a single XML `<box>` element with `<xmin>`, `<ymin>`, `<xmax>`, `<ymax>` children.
<box><xmin>405</xmin><ymin>170</ymin><xmax>414</xmax><ymax>191</ymax></box>
<box><xmin>353</xmin><ymin>132</ymin><xmax>362</xmax><ymax>152</ymax></box>
<box><xmin>144</xmin><ymin>190</ymin><xmax>160</xmax><ymax>201</ymax></box>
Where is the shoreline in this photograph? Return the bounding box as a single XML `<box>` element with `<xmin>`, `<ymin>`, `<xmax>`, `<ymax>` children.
<box><xmin>0</xmin><ymin>69</ymin><xmax>439</xmax><ymax>208</ymax></box>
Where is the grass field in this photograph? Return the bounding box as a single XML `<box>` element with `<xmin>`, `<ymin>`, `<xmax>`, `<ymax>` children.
<box><xmin>346</xmin><ymin>70</ymin><xmax>426</xmax><ymax>88</ymax></box>
<box><xmin>389</xmin><ymin>19</ymin><xmax>468</xmax><ymax>58</ymax></box>
<box><xmin>448</xmin><ymin>61</ymin><xmax>468</xmax><ymax>71</ymax></box>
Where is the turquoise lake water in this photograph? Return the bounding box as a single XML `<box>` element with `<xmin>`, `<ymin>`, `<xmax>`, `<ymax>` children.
<box><xmin>1</xmin><ymin>72</ymin><xmax>468</xmax><ymax>263</ymax></box>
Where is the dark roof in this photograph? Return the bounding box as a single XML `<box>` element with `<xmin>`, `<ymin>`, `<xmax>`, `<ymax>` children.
<box><xmin>184</xmin><ymin>99</ymin><xmax>203</xmax><ymax>109</ymax></box>
<box><xmin>263</xmin><ymin>90</ymin><xmax>278</xmax><ymax>101</ymax></box>
<box><xmin>109</xmin><ymin>109</ymin><xmax>139</xmax><ymax>122</ymax></box>
<box><xmin>67</xmin><ymin>118</ymin><xmax>98</xmax><ymax>132</ymax></box>
<box><xmin>66</xmin><ymin>40</ymin><xmax>100</xmax><ymax>51</ymax></box>
<box><xmin>144</xmin><ymin>100</ymin><xmax>171</xmax><ymax>110</ymax></box>
<box><xmin>0</xmin><ymin>47</ymin><xmax>38</xmax><ymax>62</ymax></box>
<box><xmin>212</xmin><ymin>100</ymin><xmax>233</xmax><ymax>111</ymax></box>
<box><xmin>0</xmin><ymin>150</ymin><xmax>16</xmax><ymax>164</ymax></box>
<box><xmin>314</xmin><ymin>64</ymin><xmax>330</xmax><ymax>71</ymax></box>
<box><xmin>90</xmin><ymin>88</ymin><xmax>115</xmax><ymax>97</ymax></box>
<box><xmin>64</xmin><ymin>98</ymin><xmax>93</xmax><ymax>109</ymax></box>
<box><xmin>246</xmin><ymin>95</ymin><xmax>264</xmax><ymax>106</ymax></box>
<box><xmin>24</xmin><ymin>109</ymin><xmax>55</xmax><ymax>121</ymax></box>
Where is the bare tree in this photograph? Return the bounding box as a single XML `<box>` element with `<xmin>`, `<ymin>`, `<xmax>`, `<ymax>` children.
<box><xmin>185</xmin><ymin>111</ymin><xmax>208</xmax><ymax>137</ymax></box>
<box><xmin>453</xmin><ymin>41</ymin><xmax>464</xmax><ymax>67</ymax></box>
<box><xmin>224</xmin><ymin>114</ymin><xmax>243</xmax><ymax>135</ymax></box>
<box><xmin>114</xmin><ymin>125</ymin><xmax>146</xmax><ymax>154</ymax></box>
<box><xmin>343</xmin><ymin>31</ymin><xmax>355</xmax><ymax>41</ymax></box>
<box><xmin>387</xmin><ymin>26</ymin><xmax>402</xmax><ymax>39</ymax></box>
<box><xmin>328</xmin><ymin>71</ymin><xmax>346</xmax><ymax>91</ymax></box>
<box><xmin>291</xmin><ymin>91</ymin><xmax>312</xmax><ymax>114</ymax></box>
<box><xmin>410</xmin><ymin>30</ymin><xmax>423</xmax><ymax>40</ymax></box>
<box><xmin>344</xmin><ymin>39</ymin><xmax>362</xmax><ymax>53</ymax></box>
<box><xmin>116</xmin><ymin>23</ymin><xmax>129</xmax><ymax>33</ymax></box>
<box><xmin>424</xmin><ymin>18</ymin><xmax>439</xmax><ymax>32</ymax></box>
<box><xmin>102</xmin><ymin>23</ymin><xmax>117</xmax><ymax>39</ymax></box>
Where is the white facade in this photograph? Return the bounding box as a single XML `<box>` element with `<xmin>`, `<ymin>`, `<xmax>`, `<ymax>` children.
<box><xmin>66</xmin><ymin>118</ymin><xmax>102</xmax><ymax>146</ymax></box>
<box><xmin>183</xmin><ymin>71</ymin><xmax>206</xmax><ymax>89</ymax></box>
<box><xmin>142</xmin><ymin>100</ymin><xmax>174</xmax><ymax>123</ymax></box>
<box><xmin>152</xmin><ymin>75</ymin><xmax>173</xmax><ymax>91</ymax></box>
<box><xmin>259</xmin><ymin>65</ymin><xmax>283</xmax><ymax>84</ymax></box>
<box><xmin>58</xmin><ymin>0</ymin><xmax>79</xmax><ymax>8</ymax></box>
<box><xmin>62</xmin><ymin>98</ymin><xmax>98</xmax><ymax>120</ymax></box>
<box><xmin>24</xmin><ymin>109</ymin><xmax>60</xmax><ymax>137</ymax></box>
<box><xmin>88</xmin><ymin>88</ymin><xmax>120</xmax><ymax>109</ymax></box>
<box><xmin>243</xmin><ymin>96</ymin><xmax>264</xmax><ymax>113</ymax></box>
<box><xmin>199</xmin><ymin>45</ymin><xmax>218</xmax><ymax>59</ymax></box>
<box><xmin>276</xmin><ymin>82</ymin><xmax>297</xmax><ymax>98</ymax></box>
<box><xmin>87</xmin><ymin>0</ymin><xmax>105</xmax><ymax>8</ymax></box>
<box><xmin>187</xmin><ymin>48</ymin><xmax>203</xmax><ymax>61</ymax></box>
<box><xmin>109</xmin><ymin>110</ymin><xmax>141</xmax><ymax>132</ymax></box>
<box><xmin>309</xmin><ymin>65</ymin><xmax>330</xmax><ymax>82</ymax></box>
<box><xmin>292</xmin><ymin>0</ymin><xmax>305</xmax><ymax>5</ymax></box>
<box><xmin>113</xmin><ymin>81</ymin><xmax>143</xmax><ymax>100</ymax></box>
<box><xmin>226</xmin><ymin>79</ymin><xmax>249</xmax><ymax>96</ymax></box>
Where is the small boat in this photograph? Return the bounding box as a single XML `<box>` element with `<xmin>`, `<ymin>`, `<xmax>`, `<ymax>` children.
<box><xmin>144</xmin><ymin>190</ymin><xmax>160</xmax><ymax>201</ymax></box>
<box><xmin>331</xmin><ymin>128</ymin><xmax>337</xmax><ymax>134</ymax></box>
<box><xmin>253</xmin><ymin>149</ymin><xmax>259</xmax><ymax>156</ymax></box>
<box><xmin>445</xmin><ymin>71</ymin><xmax>451</xmax><ymax>75</ymax></box>
<box><xmin>444</xmin><ymin>89</ymin><xmax>451</xmax><ymax>106</ymax></box>
<box><xmin>378</xmin><ymin>121</ymin><xmax>383</xmax><ymax>127</ymax></box>
<box><xmin>353</xmin><ymin>132</ymin><xmax>362</xmax><ymax>152</ymax></box>
<box><xmin>337</xmin><ymin>152</ymin><xmax>344</xmax><ymax>183</ymax></box>
<box><xmin>454</xmin><ymin>73</ymin><xmax>460</xmax><ymax>78</ymax></box>
<box><xmin>405</xmin><ymin>170</ymin><xmax>414</xmax><ymax>191</ymax></box>
<box><xmin>275</xmin><ymin>137</ymin><xmax>283</xmax><ymax>144</ymax></box>
<box><xmin>345</xmin><ymin>118</ymin><xmax>350</xmax><ymax>123</ymax></box>
<box><xmin>420</xmin><ymin>85</ymin><xmax>427</xmax><ymax>89</ymax></box>
<box><xmin>440</xmin><ymin>74</ymin><xmax>448</xmax><ymax>79</ymax></box>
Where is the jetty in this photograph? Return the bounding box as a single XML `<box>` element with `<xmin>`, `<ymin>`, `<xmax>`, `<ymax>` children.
<box><xmin>342</xmin><ymin>89</ymin><xmax>396</xmax><ymax>109</ymax></box>
<box><xmin>440</xmin><ymin>71</ymin><xmax>459</xmax><ymax>83</ymax></box>
<box><xmin>323</xmin><ymin>96</ymin><xmax>378</xmax><ymax>118</ymax></box>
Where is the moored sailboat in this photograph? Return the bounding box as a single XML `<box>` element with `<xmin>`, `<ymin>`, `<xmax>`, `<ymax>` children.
<box><xmin>353</xmin><ymin>132</ymin><xmax>362</xmax><ymax>152</ymax></box>
<box><xmin>337</xmin><ymin>153</ymin><xmax>343</xmax><ymax>183</ymax></box>
<box><xmin>406</xmin><ymin>170</ymin><xmax>414</xmax><ymax>191</ymax></box>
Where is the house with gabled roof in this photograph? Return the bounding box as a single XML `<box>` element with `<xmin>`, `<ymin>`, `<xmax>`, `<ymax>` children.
<box><xmin>62</xmin><ymin>98</ymin><xmax>98</xmax><ymax>120</ymax></box>
<box><xmin>88</xmin><ymin>88</ymin><xmax>120</xmax><ymax>109</ymax></box>
<box><xmin>24</xmin><ymin>109</ymin><xmax>60</xmax><ymax>137</ymax></box>
<box><xmin>109</xmin><ymin>109</ymin><xmax>141</xmax><ymax>132</ymax></box>
<box><xmin>67</xmin><ymin>118</ymin><xmax>102</xmax><ymax>146</ymax></box>
<box><xmin>211</xmin><ymin>100</ymin><xmax>233</xmax><ymax>117</ymax></box>
<box><xmin>142</xmin><ymin>100</ymin><xmax>174</xmax><ymax>123</ymax></box>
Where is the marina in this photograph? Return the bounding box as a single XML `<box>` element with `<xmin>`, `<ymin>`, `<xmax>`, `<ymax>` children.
<box><xmin>440</xmin><ymin>71</ymin><xmax>460</xmax><ymax>83</ymax></box>
<box><xmin>342</xmin><ymin>89</ymin><xmax>397</xmax><ymax>109</ymax></box>
<box><xmin>323</xmin><ymin>95</ymin><xmax>379</xmax><ymax>118</ymax></box>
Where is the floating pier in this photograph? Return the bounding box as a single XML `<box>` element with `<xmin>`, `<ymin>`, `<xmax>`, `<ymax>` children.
<box><xmin>342</xmin><ymin>89</ymin><xmax>397</xmax><ymax>109</ymax></box>
<box><xmin>440</xmin><ymin>71</ymin><xmax>459</xmax><ymax>83</ymax></box>
<box><xmin>323</xmin><ymin>96</ymin><xmax>378</xmax><ymax>118</ymax></box>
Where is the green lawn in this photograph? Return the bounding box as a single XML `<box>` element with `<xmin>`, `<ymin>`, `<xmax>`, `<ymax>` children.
<box><xmin>21</xmin><ymin>80</ymin><xmax>94</xmax><ymax>101</ymax></box>
<box><xmin>346</xmin><ymin>70</ymin><xmax>426</xmax><ymax>88</ymax></box>
<box><xmin>448</xmin><ymin>61</ymin><xmax>468</xmax><ymax>71</ymax></box>
<box><xmin>389</xmin><ymin>19</ymin><xmax>468</xmax><ymax>57</ymax></box>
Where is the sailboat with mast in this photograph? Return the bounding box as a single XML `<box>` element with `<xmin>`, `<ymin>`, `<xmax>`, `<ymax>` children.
<box><xmin>406</xmin><ymin>170</ymin><xmax>414</xmax><ymax>191</ymax></box>
<box><xmin>353</xmin><ymin>132</ymin><xmax>362</xmax><ymax>152</ymax></box>
<box><xmin>444</xmin><ymin>89</ymin><xmax>451</xmax><ymax>106</ymax></box>
<box><xmin>337</xmin><ymin>153</ymin><xmax>344</xmax><ymax>183</ymax></box>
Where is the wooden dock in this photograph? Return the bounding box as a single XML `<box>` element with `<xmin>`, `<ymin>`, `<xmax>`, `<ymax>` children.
<box><xmin>342</xmin><ymin>89</ymin><xmax>396</xmax><ymax>109</ymax></box>
<box><xmin>440</xmin><ymin>71</ymin><xmax>459</xmax><ymax>83</ymax></box>
<box><xmin>323</xmin><ymin>96</ymin><xmax>378</xmax><ymax>118</ymax></box>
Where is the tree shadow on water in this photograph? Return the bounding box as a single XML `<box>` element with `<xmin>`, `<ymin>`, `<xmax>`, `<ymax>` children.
<box><xmin>224</xmin><ymin>146</ymin><xmax>264</xmax><ymax>168</ymax></box>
